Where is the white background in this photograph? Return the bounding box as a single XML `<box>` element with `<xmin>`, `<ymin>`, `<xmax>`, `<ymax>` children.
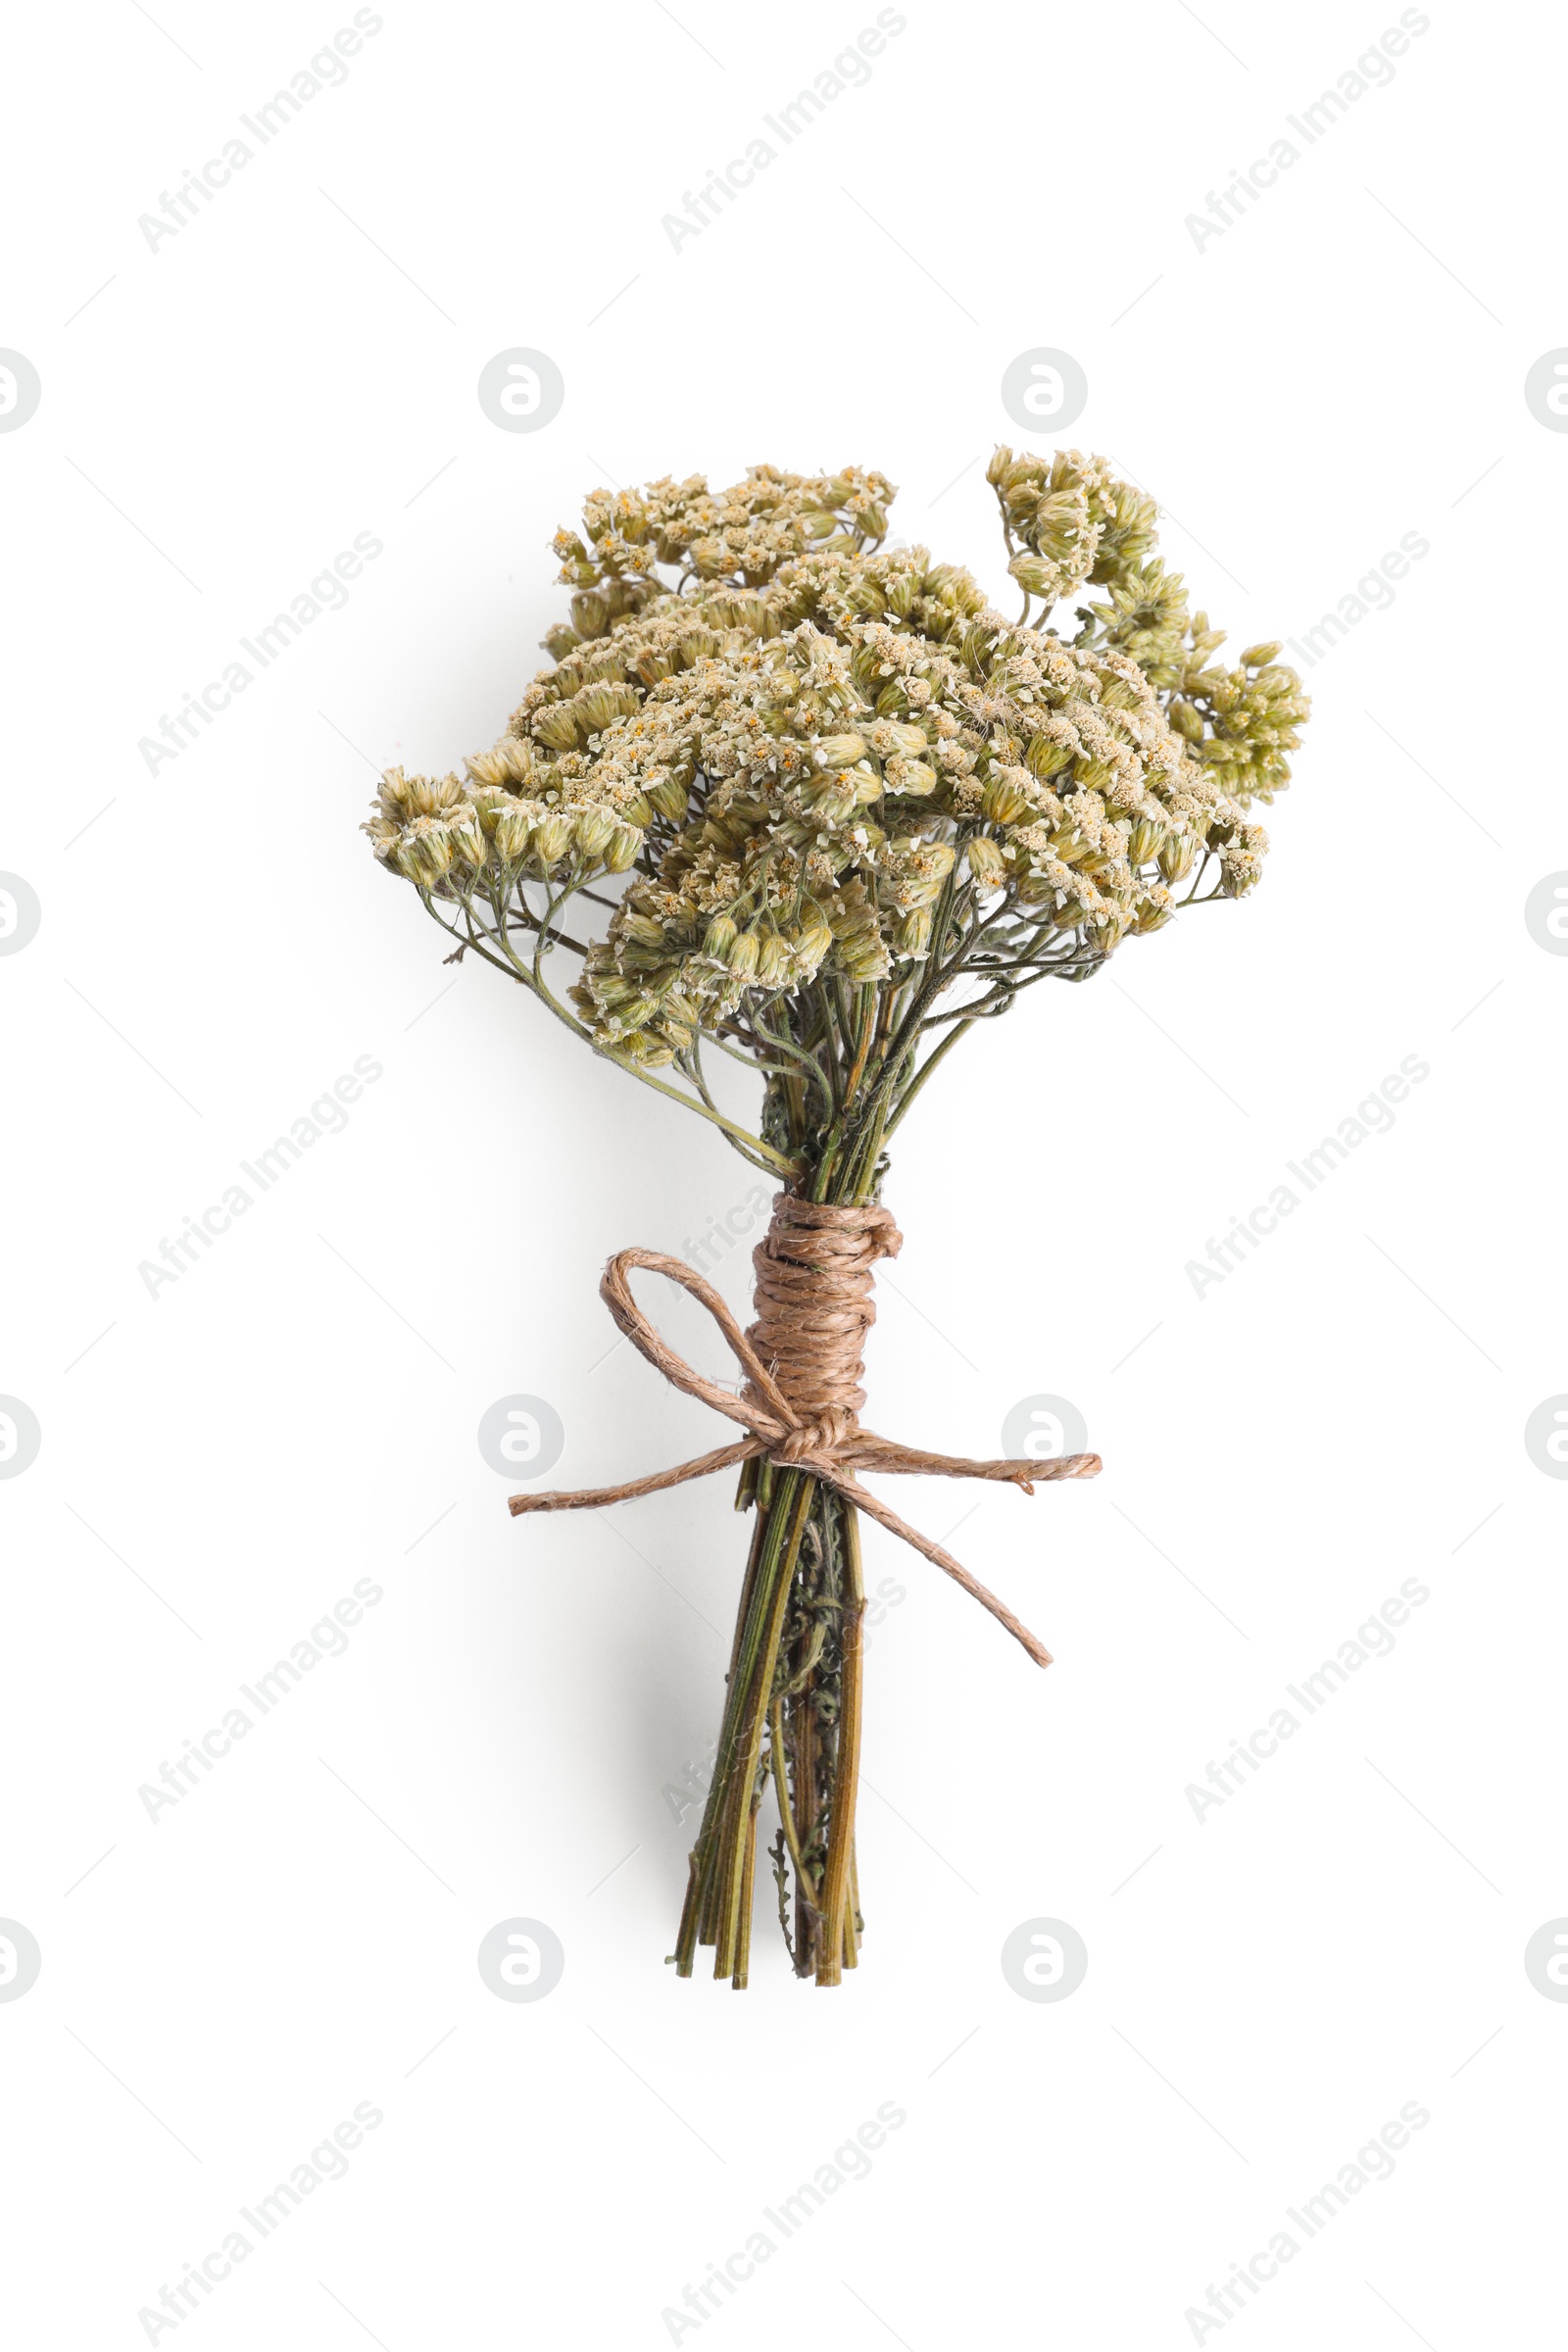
<box><xmin>4</xmin><ymin>0</ymin><xmax>1564</xmax><ymax>2343</ymax></box>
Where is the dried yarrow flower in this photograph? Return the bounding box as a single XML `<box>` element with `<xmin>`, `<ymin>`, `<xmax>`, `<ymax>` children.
<box><xmin>365</xmin><ymin>448</ymin><xmax>1308</xmax><ymax>1986</ymax></box>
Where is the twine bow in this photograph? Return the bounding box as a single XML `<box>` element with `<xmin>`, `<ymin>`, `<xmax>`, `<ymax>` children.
<box><xmin>511</xmin><ymin>1200</ymin><xmax>1100</xmax><ymax>1670</ymax></box>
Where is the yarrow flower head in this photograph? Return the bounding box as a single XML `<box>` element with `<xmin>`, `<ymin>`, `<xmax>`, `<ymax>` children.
<box><xmin>367</xmin><ymin>450</ymin><xmax>1306</xmax><ymax>1164</ymax></box>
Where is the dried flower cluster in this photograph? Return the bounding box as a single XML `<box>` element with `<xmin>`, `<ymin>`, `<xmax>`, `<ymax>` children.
<box><xmin>368</xmin><ymin>453</ymin><xmax>1305</xmax><ymax>1187</ymax></box>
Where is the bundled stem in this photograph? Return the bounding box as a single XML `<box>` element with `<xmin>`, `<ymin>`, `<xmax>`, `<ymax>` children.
<box><xmin>673</xmin><ymin>1070</ymin><xmax>892</xmax><ymax>1987</ymax></box>
<box><xmin>678</xmin><ymin>1438</ymin><xmax>868</xmax><ymax>1985</ymax></box>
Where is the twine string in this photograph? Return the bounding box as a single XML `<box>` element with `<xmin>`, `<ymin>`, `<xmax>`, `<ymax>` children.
<box><xmin>509</xmin><ymin>1195</ymin><xmax>1101</xmax><ymax>1669</ymax></box>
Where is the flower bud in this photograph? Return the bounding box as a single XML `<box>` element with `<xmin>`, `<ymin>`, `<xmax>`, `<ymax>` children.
<box><xmin>981</xmin><ymin>775</ymin><xmax>1032</xmax><ymax>825</ymax></box>
<box><xmin>1157</xmin><ymin>834</ymin><xmax>1198</xmax><ymax>882</ymax></box>
<box><xmin>534</xmin><ymin>706</ymin><xmax>579</xmax><ymax>752</ymax></box>
<box><xmin>493</xmin><ymin>801</ymin><xmax>533</xmax><ymax>861</ymax></box>
<box><xmin>605</xmin><ymin>824</ymin><xmax>642</xmax><ymax>872</ymax></box>
<box><xmin>574</xmin><ymin>806</ymin><xmax>617</xmax><ymax>858</ymax></box>
<box><xmin>796</xmin><ymin>915</ymin><xmax>833</xmax><ymax>970</ymax></box>
<box><xmin>409</xmin><ymin>771</ymin><xmax>463</xmax><ymax>817</ymax></box>
<box><xmin>757</xmin><ymin>934</ymin><xmax>792</xmax><ymax>984</ymax></box>
<box><xmin>398</xmin><ymin>821</ymin><xmax>455</xmax><ymax>887</ymax></box>
<box><xmin>965</xmin><ymin>836</ymin><xmax>1006</xmax><ymax>889</ymax></box>
<box><xmin>896</xmin><ymin>907</ymin><xmax>932</xmax><ymax>955</ymax></box>
<box><xmin>578</xmin><ymin>685</ymin><xmax>637</xmax><ymax>734</ymax></box>
<box><xmin>464</xmin><ymin>747</ymin><xmax>512</xmax><ymax>789</ymax></box>
<box><xmin>843</xmin><ymin>936</ymin><xmax>892</xmax><ymax>982</ymax></box>
<box><xmin>814</xmin><ymin>734</ymin><xmax>866</xmax><ymax>767</ymax></box>
<box><xmin>464</xmin><ymin>787</ymin><xmax>506</xmax><ymax>836</ymax></box>
<box><xmin>1240</xmin><ymin>641</ymin><xmax>1282</xmax><ymax>668</ymax></box>
<box><xmin>1025</xmin><ymin>732</ymin><xmax>1073</xmax><ymax>780</ymax></box>
<box><xmin>533</xmin><ymin>813</ymin><xmax>574</xmax><ymax>865</ymax></box>
<box><xmin>1126</xmin><ymin>817</ymin><xmax>1162</xmax><ymax>865</ymax></box>
<box><xmin>806</xmin><ymin>778</ymin><xmax>859</xmax><ymax>827</ymax></box>
<box><xmin>1007</xmin><ymin>553</ymin><xmax>1057</xmax><ymax>597</ymax></box>
<box><xmin>890</xmin><ymin>760</ymin><xmax>937</xmax><ymax>797</ymax></box>
<box><xmin>449</xmin><ymin>807</ymin><xmax>486</xmax><ymax>868</ymax></box>
<box><xmin>645</xmin><ymin>772</ymin><xmax>690</xmax><ymax>823</ymax></box>
<box><xmin>570</xmin><ymin>591</ymin><xmax>609</xmax><ymax>639</ymax></box>
<box><xmin>727</xmin><ymin>929</ymin><xmax>760</xmax><ymax>976</ymax></box>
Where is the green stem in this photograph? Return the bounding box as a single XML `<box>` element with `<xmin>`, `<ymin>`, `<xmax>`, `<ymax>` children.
<box><xmin>447</xmin><ymin>889</ymin><xmax>801</xmax><ymax>1177</ymax></box>
<box><xmin>712</xmin><ymin>1474</ymin><xmax>814</xmax><ymax>1982</ymax></box>
<box><xmin>768</xmin><ymin>1698</ymin><xmax>819</xmax><ymax>1908</ymax></box>
<box><xmin>883</xmin><ymin>1016</ymin><xmax>975</xmax><ymax>1140</ymax></box>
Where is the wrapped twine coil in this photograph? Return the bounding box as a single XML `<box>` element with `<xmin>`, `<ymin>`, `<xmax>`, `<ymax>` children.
<box><xmin>510</xmin><ymin>1194</ymin><xmax>1100</xmax><ymax>1668</ymax></box>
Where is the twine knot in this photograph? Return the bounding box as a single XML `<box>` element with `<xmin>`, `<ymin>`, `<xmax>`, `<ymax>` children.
<box><xmin>509</xmin><ymin>1194</ymin><xmax>1102</xmax><ymax>1669</ymax></box>
<box><xmin>770</xmin><ymin>1408</ymin><xmax>857</xmax><ymax>1463</ymax></box>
